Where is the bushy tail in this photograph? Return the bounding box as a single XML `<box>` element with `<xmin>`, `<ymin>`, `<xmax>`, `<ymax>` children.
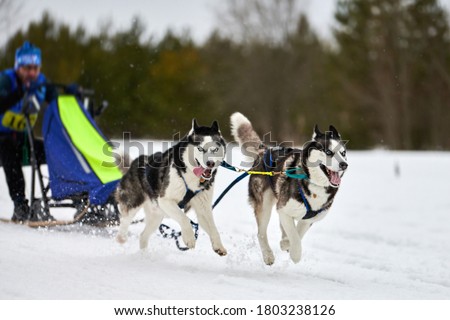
<box><xmin>230</xmin><ymin>112</ymin><xmax>262</xmax><ymax>159</ymax></box>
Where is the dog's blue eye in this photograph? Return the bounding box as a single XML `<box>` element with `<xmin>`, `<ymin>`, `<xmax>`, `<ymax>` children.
<box><xmin>211</xmin><ymin>147</ymin><xmax>219</xmax><ymax>153</ymax></box>
<box><xmin>326</xmin><ymin>150</ymin><xmax>334</xmax><ymax>156</ymax></box>
<box><xmin>197</xmin><ymin>146</ymin><xmax>205</xmax><ymax>153</ymax></box>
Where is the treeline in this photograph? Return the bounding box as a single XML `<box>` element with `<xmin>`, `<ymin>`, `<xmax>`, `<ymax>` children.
<box><xmin>1</xmin><ymin>0</ymin><xmax>449</xmax><ymax>150</ymax></box>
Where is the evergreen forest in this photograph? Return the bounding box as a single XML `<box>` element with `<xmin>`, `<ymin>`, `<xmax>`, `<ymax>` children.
<box><xmin>1</xmin><ymin>0</ymin><xmax>449</xmax><ymax>150</ymax></box>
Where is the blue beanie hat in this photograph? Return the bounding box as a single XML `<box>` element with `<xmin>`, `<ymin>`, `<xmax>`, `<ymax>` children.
<box><xmin>15</xmin><ymin>41</ymin><xmax>42</xmax><ymax>69</ymax></box>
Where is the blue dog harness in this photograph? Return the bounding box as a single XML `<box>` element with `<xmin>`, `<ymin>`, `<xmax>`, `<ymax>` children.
<box><xmin>262</xmin><ymin>148</ymin><xmax>329</xmax><ymax>220</ymax></box>
<box><xmin>296</xmin><ymin>180</ymin><xmax>329</xmax><ymax>220</ymax></box>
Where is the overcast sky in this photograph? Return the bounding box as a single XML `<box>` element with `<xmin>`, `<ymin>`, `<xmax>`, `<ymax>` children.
<box><xmin>3</xmin><ymin>0</ymin><xmax>450</xmax><ymax>47</ymax></box>
<box><xmin>2</xmin><ymin>0</ymin><xmax>337</xmax><ymax>45</ymax></box>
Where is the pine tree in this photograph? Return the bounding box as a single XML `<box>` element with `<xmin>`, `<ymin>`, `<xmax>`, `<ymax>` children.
<box><xmin>334</xmin><ymin>0</ymin><xmax>450</xmax><ymax>149</ymax></box>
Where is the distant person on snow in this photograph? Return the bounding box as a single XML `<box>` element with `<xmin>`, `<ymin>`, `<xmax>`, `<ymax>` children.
<box><xmin>0</xmin><ymin>41</ymin><xmax>57</xmax><ymax>222</ymax></box>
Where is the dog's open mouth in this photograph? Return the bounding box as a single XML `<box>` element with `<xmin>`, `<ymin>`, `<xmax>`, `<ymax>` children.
<box><xmin>193</xmin><ymin>160</ymin><xmax>213</xmax><ymax>180</ymax></box>
<box><xmin>321</xmin><ymin>164</ymin><xmax>341</xmax><ymax>188</ymax></box>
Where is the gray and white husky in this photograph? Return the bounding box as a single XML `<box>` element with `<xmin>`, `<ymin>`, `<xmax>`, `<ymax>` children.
<box><xmin>230</xmin><ymin>112</ymin><xmax>348</xmax><ymax>265</ymax></box>
<box><xmin>115</xmin><ymin>119</ymin><xmax>227</xmax><ymax>256</ymax></box>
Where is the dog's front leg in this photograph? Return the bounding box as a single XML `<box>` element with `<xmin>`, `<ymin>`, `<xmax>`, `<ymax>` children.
<box><xmin>191</xmin><ymin>193</ymin><xmax>227</xmax><ymax>256</ymax></box>
<box><xmin>279</xmin><ymin>224</ymin><xmax>290</xmax><ymax>252</ymax></box>
<box><xmin>158</xmin><ymin>198</ymin><xmax>196</xmax><ymax>249</ymax></box>
<box><xmin>296</xmin><ymin>220</ymin><xmax>312</xmax><ymax>242</ymax></box>
<box><xmin>278</xmin><ymin>209</ymin><xmax>302</xmax><ymax>263</ymax></box>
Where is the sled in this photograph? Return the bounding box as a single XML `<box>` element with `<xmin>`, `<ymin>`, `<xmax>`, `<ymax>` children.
<box><xmin>1</xmin><ymin>86</ymin><xmax>122</xmax><ymax>227</ymax></box>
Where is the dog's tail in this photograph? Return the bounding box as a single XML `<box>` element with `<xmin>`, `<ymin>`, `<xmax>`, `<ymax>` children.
<box><xmin>230</xmin><ymin>112</ymin><xmax>262</xmax><ymax>160</ymax></box>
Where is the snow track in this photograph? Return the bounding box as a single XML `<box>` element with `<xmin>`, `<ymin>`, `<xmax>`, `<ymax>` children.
<box><xmin>1</xmin><ymin>149</ymin><xmax>449</xmax><ymax>299</ymax></box>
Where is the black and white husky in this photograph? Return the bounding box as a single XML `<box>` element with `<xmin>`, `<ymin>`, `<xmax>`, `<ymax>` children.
<box><xmin>115</xmin><ymin>119</ymin><xmax>227</xmax><ymax>256</ymax></box>
<box><xmin>230</xmin><ymin>112</ymin><xmax>348</xmax><ymax>265</ymax></box>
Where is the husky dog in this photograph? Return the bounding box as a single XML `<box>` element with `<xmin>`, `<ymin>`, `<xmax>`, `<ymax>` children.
<box><xmin>115</xmin><ymin>119</ymin><xmax>227</xmax><ymax>256</ymax></box>
<box><xmin>230</xmin><ymin>112</ymin><xmax>348</xmax><ymax>265</ymax></box>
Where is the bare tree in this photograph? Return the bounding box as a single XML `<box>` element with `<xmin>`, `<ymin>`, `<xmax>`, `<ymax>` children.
<box><xmin>216</xmin><ymin>0</ymin><xmax>304</xmax><ymax>45</ymax></box>
<box><xmin>212</xmin><ymin>0</ymin><xmax>326</xmax><ymax>141</ymax></box>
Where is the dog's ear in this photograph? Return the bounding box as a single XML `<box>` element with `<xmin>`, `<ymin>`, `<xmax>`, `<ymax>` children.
<box><xmin>211</xmin><ymin>120</ymin><xmax>220</xmax><ymax>133</ymax></box>
<box><xmin>192</xmin><ymin>118</ymin><xmax>199</xmax><ymax>131</ymax></box>
<box><xmin>189</xmin><ymin>118</ymin><xmax>200</xmax><ymax>135</ymax></box>
<box><xmin>312</xmin><ymin>124</ymin><xmax>322</xmax><ymax>140</ymax></box>
<box><xmin>328</xmin><ymin>125</ymin><xmax>341</xmax><ymax>140</ymax></box>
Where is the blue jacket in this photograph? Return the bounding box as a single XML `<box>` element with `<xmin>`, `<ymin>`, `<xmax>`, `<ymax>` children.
<box><xmin>0</xmin><ymin>69</ymin><xmax>50</xmax><ymax>133</ymax></box>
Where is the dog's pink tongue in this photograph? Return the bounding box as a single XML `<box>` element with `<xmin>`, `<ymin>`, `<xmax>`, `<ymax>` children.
<box><xmin>330</xmin><ymin>171</ymin><xmax>341</xmax><ymax>185</ymax></box>
<box><xmin>193</xmin><ymin>166</ymin><xmax>205</xmax><ymax>177</ymax></box>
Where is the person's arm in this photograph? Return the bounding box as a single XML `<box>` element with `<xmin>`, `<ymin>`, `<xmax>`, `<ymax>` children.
<box><xmin>0</xmin><ymin>73</ymin><xmax>24</xmax><ymax>113</ymax></box>
<box><xmin>44</xmin><ymin>82</ymin><xmax>58</xmax><ymax>103</ymax></box>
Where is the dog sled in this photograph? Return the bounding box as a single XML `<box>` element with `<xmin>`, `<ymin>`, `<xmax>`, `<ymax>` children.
<box><xmin>0</xmin><ymin>86</ymin><xmax>122</xmax><ymax>227</ymax></box>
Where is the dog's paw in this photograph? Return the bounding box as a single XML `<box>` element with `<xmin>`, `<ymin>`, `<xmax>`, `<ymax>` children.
<box><xmin>280</xmin><ymin>239</ymin><xmax>290</xmax><ymax>252</ymax></box>
<box><xmin>182</xmin><ymin>234</ymin><xmax>196</xmax><ymax>249</ymax></box>
<box><xmin>263</xmin><ymin>250</ymin><xmax>275</xmax><ymax>265</ymax></box>
<box><xmin>180</xmin><ymin>227</ymin><xmax>196</xmax><ymax>249</ymax></box>
<box><xmin>116</xmin><ymin>234</ymin><xmax>128</xmax><ymax>244</ymax></box>
<box><xmin>185</xmin><ymin>238</ymin><xmax>196</xmax><ymax>249</ymax></box>
<box><xmin>214</xmin><ymin>247</ymin><xmax>227</xmax><ymax>256</ymax></box>
<box><xmin>139</xmin><ymin>237</ymin><xmax>149</xmax><ymax>250</ymax></box>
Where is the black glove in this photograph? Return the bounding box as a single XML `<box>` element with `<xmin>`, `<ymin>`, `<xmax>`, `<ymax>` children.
<box><xmin>25</xmin><ymin>80</ymin><xmax>46</xmax><ymax>101</ymax></box>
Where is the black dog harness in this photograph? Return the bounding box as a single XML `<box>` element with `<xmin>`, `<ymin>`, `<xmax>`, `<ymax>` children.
<box><xmin>177</xmin><ymin>175</ymin><xmax>204</xmax><ymax>209</ymax></box>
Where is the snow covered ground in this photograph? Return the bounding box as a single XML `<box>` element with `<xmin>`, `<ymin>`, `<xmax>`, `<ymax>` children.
<box><xmin>1</xmin><ymin>146</ymin><xmax>450</xmax><ymax>300</ymax></box>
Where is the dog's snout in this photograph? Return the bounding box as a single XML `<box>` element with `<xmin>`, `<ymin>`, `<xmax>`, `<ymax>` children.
<box><xmin>339</xmin><ymin>162</ymin><xmax>348</xmax><ymax>170</ymax></box>
<box><xmin>206</xmin><ymin>160</ymin><xmax>215</xmax><ymax>168</ymax></box>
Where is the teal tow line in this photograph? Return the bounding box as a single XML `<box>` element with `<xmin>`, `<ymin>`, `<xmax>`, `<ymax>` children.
<box><xmin>284</xmin><ymin>168</ymin><xmax>308</xmax><ymax>180</ymax></box>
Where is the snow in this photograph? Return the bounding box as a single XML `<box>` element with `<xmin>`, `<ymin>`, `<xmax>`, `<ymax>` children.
<box><xmin>1</xmin><ymin>145</ymin><xmax>450</xmax><ymax>300</ymax></box>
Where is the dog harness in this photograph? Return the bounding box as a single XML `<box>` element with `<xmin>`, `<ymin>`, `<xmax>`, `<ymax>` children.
<box><xmin>296</xmin><ymin>180</ymin><xmax>331</xmax><ymax>220</ymax></box>
<box><xmin>263</xmin><ymin>148</ymin><xmax>329</xmax><ymax>220</ymax></box>
<box><xmin>177</xmin><ymin>175</ymin><xmax>204</xmax><ymax>209</ymax></box>
<box><xmin>263</xmin><ymin>149</ymin><xmax>277</xmax><ymax>192</ymax></box>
